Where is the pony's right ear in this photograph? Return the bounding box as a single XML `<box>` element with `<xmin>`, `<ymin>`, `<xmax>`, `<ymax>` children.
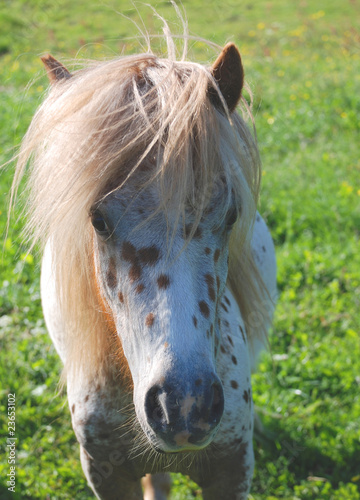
<box><xmin>41</xmin><ymin>54</ymin><xmax>72</xmax><ymax>84</ymax></box>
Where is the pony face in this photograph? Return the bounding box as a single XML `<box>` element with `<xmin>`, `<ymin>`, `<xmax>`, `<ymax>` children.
<box><xmin>91</xmin><ymin>181</ymin><xmax>239</xmax><ymax>452</ymax></box>
<box><xmin>14</xmin><ymin>38</ymin><xmax>270</xmax><ymax>458</ymax></box>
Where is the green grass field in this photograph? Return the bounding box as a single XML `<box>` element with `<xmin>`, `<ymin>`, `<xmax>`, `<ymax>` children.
<box><xmin>1</xmin><ymin>1</ymin><xmax>360</xmax><ymax>498</ymax></box>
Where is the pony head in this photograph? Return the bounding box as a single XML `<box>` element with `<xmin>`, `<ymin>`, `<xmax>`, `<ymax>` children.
<box><xmin>14</xmin><ymin>36</ymin><xmax>268</xmax><ymax>454</ymax></box>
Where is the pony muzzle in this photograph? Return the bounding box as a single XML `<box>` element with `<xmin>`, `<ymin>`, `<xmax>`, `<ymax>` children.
<box><xmin>143</xmin><ymin>374</ymin><xmax>224</xmax><ymax>452</ymax></box>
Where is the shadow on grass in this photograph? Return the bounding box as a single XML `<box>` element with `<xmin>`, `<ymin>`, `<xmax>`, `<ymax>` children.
<box><xmin>0</xmin><ymin>482</ymin><xmax>24</xmax><ymax>500</ymax></box>
<box><xmin>253</xmin><ymin>415</ymin><xmax>360</xmax><ymax>494</ymax></box>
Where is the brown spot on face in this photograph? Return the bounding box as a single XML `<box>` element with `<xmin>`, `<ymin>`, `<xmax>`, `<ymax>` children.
<box><xmin>193</xmin><ymin>316</ymin><xmax>198</xmax><ymax>328</ymax></box>
<box><xmin>231</xmin><ymin>355</ymin><xmax>238</xmax><ymax>365</ymax></box>
<box><xmin>106</xmin><ymin>257</ymin><xmax>117</xmax><ymax>289</ymax></box>
<box><xmin>239</xmin><ymin>324</ymin><xmax>246</xmax><ymax>343</ymax></box>
<box><xmin>220</xmin><ymin>345</ymin><xmax>226</xmax><ymax>353</ymax></box>
<box><xmin>214</xmin><ymin>249</ymin><xmax>221</xmax><ymax>263</ymax></box>
<box><xmin>118</xmin><ymin>291</ymin><xmax>124</xmax><ymax>303</ymax></box>
<box><xmin>216</xmin><ymin>276</ymin><xmax>220</xmax><ymax>292</ymax></box>
<box><xmin>129</xmin><ymin>264</ymin><xmax>142</xmax><ymax>282</ymax></box>
<box><xmin>157</xmin><ymin>274</ymin><xmax>170</xmax><ymax>289</ymax></box>
<box><xmin>243</xmin><ymin>389</ymin><xmax>249</xmax><ymax>403</ymax></box>
<box><xmin>227</xmin><ymin>335</ymin><xmax>234</xmax><ymax>347</ymax></box>
<box><xmin>231</xmin><ymin>380</ymin><xmax>239</xmax><ymax>389</ymax></box>
<box><xmin>71</xmin><ymin>404</ymin><xmax>75</xmax><ymax>414</ymax></box>
<box><xmin>221</xmin><ymin>302</ymin><xmax>229</xmax><ymax>313</ymax></box>
<box><xmin>85</xmin><ymin>395</ymin><xmax>89</xmax><ymax>402</ymax></box>
<box><xmin>224</xmin><ymin>295</ymin><xmax>231</xmax><ymax>306</ymax></box>
<box><xmin>233</xmin><ymin>437</ymin><xmax>243</xmax><ymax>447</ymax></box>
<box><xmin>205</xmin><ymin>274</ymin><xmax>216</xmax><ymax>302</ymax></box>
<box><xmin>138</xmin><ymin>246</ymin><xmax>160</xmax><ymax>266</ymax></box>
<box><xmin>262</xmin><ymin>245</ymin><xmax>266</xmax><ymax>252</ymax></box>
<box><xmin>145</xmin><ymin>313</ymin><xmax>155</xmax><ymax>327</ymax></box>
<box><xmin>205</xmin><ymin>247</ymin><xmax>211</xmax><ymax>255</ymax></box>
<box><xmin>164</xmin><ymin>342</ymin><xmax>169</xmax><ymax>349</ymax></box>
<box><xmin>136</xmin><ymin>283</ymin><xmax>145</xmax><ymax>294</ymax></box>
<box><xmin>195</xmin><ymin>379</ymin><xmax>202</xmax><ymax>386</ymax></box>
<box><xmin>185</xmin><ymin>224</ymin><xmax>202</xmax><ymax>239</ymax></box>
<box><xmin>210</xmin><ymin>324</ymin><xmax>214</xmax><ymax>334</ymax></box>
<box><xmin>122</xmin><ymin>241</ymin><xmax>137</xmax><ymax>263</ymax></box>
<box><xmin>199</xmin><ymin>300</ymin><xmax>210</xmax><ymax>318</ymax></box>
<box><xmin>223</xmin><ymin>320</ymin><xmax>229</xmax><ymax>327</ymax></box>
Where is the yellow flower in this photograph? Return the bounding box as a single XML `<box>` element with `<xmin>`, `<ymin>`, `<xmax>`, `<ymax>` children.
<box><xmin>267</xmin><ymin>117</ymin><xmax>275</xmax><ymax>125</ymax></box>
<box><xmin>340</xmin><ymin>181</ymin><xmax>353</xmax><ymax>196</ymax></box>
<box><xmin>277</xmin><ymin>70</ymin><xmax>285</xmax><ymax>77</ymax></box>
<box><xmin>11</xmin><ymin>60</ymin><xmax>19</xmax><ymax>72</ymax></box>
<box><xmin>341</xmin><ymin>112</ymin><xmax>347</xmax><ymax>119</ymax></box>
<box><xmin>305</xmin><ymin>81</ymin><xmax>312</xmax><ymax>88</ymax></box>
<box><xmin>21</xmin><ymin>253</ymin><xmax>34</xmax><ymax>265</ymax></box>
<box><xmin>290</xmin><ymin>94</ymin><xmax>297</xmax><ymax>101</ymax></box>
<box><xmin>257</xmin><ymin>22</ymin><xmax>265</xmax><ymax>30</ymax></box>
<box><xmin>289</xmin><ymin>25</ymin><xmax>307</xmax><ymax>37</ymax></box>
<box><xmin>248</xmin><ymin>30</ymin><xmax>256</xmax><ymax>37</ymax></box>
<box><xmin>311</xmin><ymin>10</ymin><xmax>325</xmax><ymax>20</ymax></box>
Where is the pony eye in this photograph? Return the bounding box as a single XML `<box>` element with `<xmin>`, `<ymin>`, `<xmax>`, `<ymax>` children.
<box><xmin>91</xmin><ymin>210</ymin><xmax>110</xmax><ymax>235</ymax></box>
<box><xmin>226</xmin><ymin>207</ymin><xmax>238</xmax><ymax>228</ymax></box>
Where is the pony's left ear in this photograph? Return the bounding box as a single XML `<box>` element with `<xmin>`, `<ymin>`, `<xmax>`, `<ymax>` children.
<box><xmin>209</xmin><ymin>43</ymin><xmax>244</xmax><ymax>113</ymax></box>
<box><xmin>41</xmin><ymin>54</ymin><xmax>72</xmax><ymax>84</ymax></box>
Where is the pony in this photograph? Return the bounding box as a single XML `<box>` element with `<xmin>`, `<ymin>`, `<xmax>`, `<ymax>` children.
<box><xmin>12</xmin><ymin>26</ymin><xmax>276</xmax><ymax>500</ymax></box>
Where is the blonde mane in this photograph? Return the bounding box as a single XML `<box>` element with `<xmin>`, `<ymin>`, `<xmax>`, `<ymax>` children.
<box><xmin>12</xmin><ymin>33</ymin><xmax>271</xmax><ymax>384</ymax></box>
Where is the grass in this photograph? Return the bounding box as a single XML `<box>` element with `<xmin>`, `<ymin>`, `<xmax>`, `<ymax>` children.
<box><xmin>0</xmin><ymin>0</ymin><xmax>360</xmax><ymax>498</ymax></box>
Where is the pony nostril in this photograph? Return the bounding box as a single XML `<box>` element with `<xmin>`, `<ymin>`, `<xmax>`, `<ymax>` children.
<box><xmin>145</xmin><ymin>385</ymin><xmax>169</xmax><ymax>428</ymax></box>
<box><xmin>209</xmin><ymin>381</ymin><xmax>224</xmax><ymax>425</ymax></box>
